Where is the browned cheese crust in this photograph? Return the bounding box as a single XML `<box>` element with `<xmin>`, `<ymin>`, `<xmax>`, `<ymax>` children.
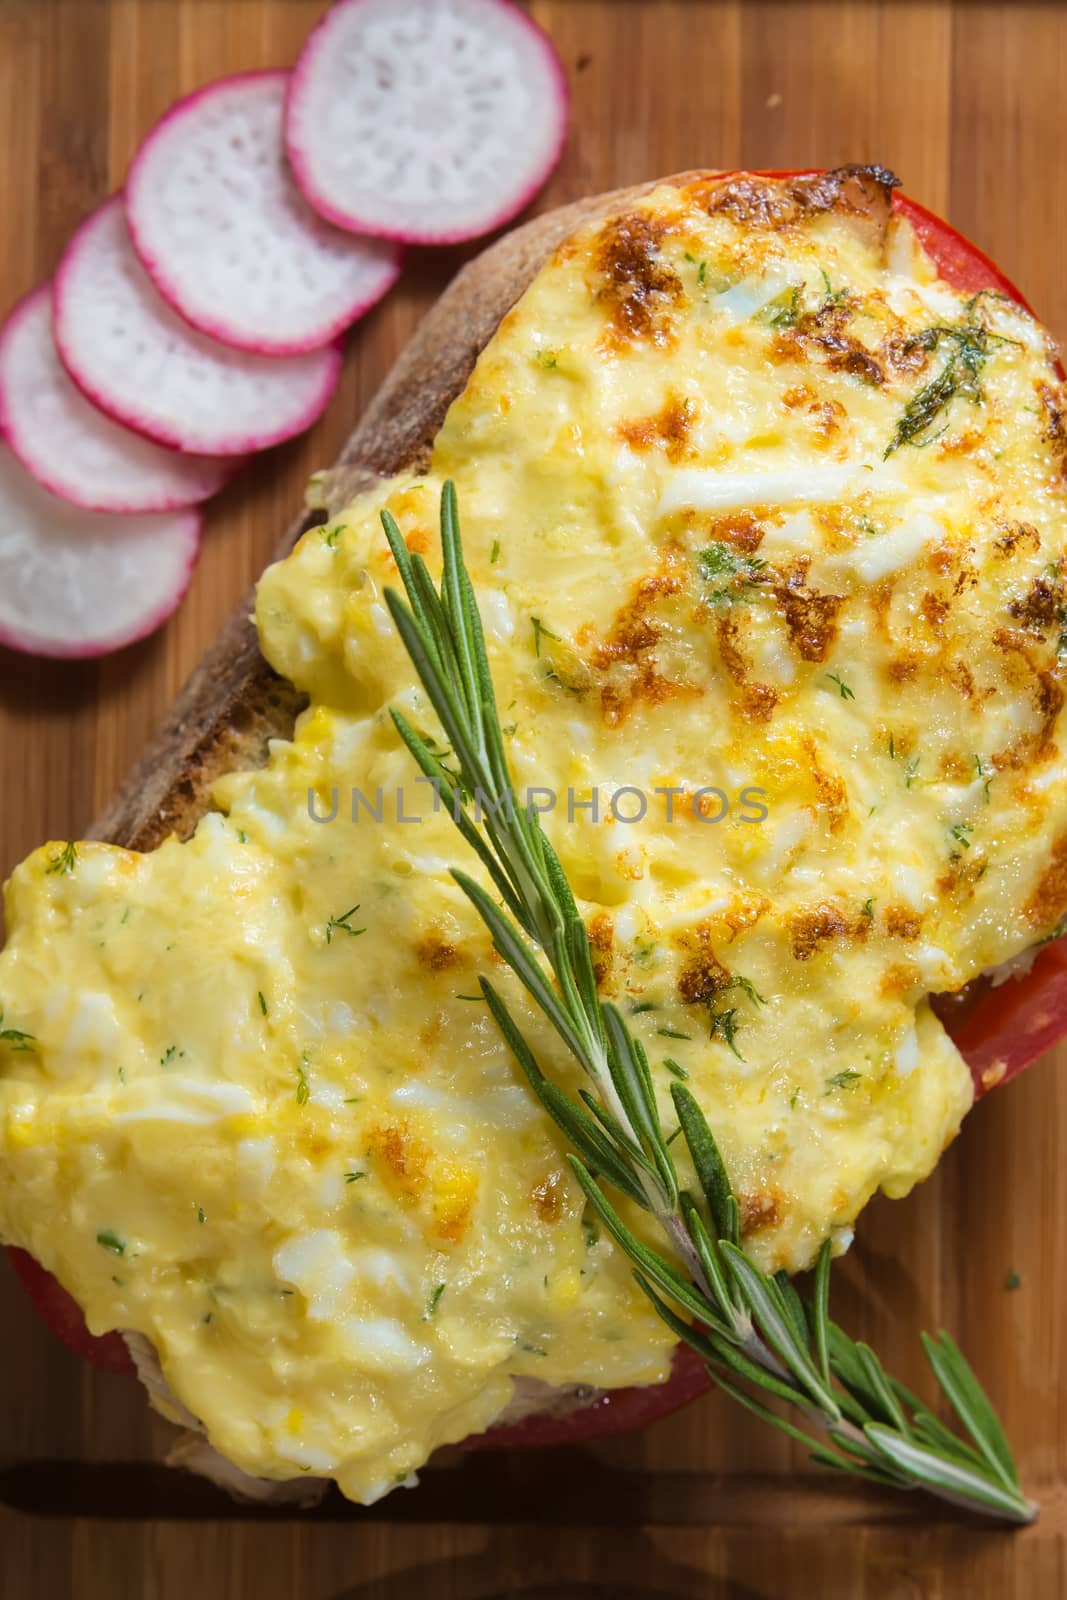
<box><xmin>89</xmin><ymin>166</ymin><xmax>896</xmax><ymax>851</ymax></box>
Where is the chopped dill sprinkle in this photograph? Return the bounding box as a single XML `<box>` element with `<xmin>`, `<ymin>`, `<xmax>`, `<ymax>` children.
<box><xmin>296</xmin><ymin>1064</ymin><xmax>310</xmax><ymax>1105</ymax></box>
<box><xmin>826</xmin><ymin>1069</ymin><xmax>862</xmax><ymax>1091</ymax></box>
<box><xmin>197</xmin><ymin>1207</ymin><xmax>206</xmax><ymax>1225</ymax></box>
<box><xmin>709</xmin><ymin>1006</ymin><xmax>743</xmax><ymax>1059</ymax></box>
<box><xmin>424</xmin><ymin>1283</ymin><xmax>446</xmax><ymax>1319</ymax></box>
<box><xmin>257</xmin><ymin>991</ymin><xmax>268</xmax><ymax>1017</ymax></box>
<box><xmin>949</xmin><ymin>822</ymin><xmax>974</xmax><ymax>853</ymax></box>
<box><xmin>531</xmin><ymin>615</ymin><xmax>561</xmax><ymax>656</ymax></box>
<box><xmin>490</xmin><ymin>539</ymin><xmax>501</xmax><ymax>564</ymax></box>
<box><xmin>884</xmin><ymin>295</ymin><xmax>1018</xmax><ymax>458</ymax></box>
<box><xmin>46</xmin><ymin>841</ymin><xmax>78</xmax><ymax>876</ymax></box>
<box><xmin>326</xmin><ymin>905</ymin><xmax>365</xmax><ymax>944</ymax></box>
<box><xmin>344</xmin><ymin>1170</ymin><xmax>366</xmax><ymax>1183</ymax></box>
<box><xmin>861</xmin><ymin>898</ymin><xmax>875</xmax><ymax>920</ymax></box>
<box><xmin>698</xmin><ymin>542</ymin><xmax>767</xmax><ymax>605</ymax></box>
<box><xmin>0</xmin><ymin>1010</ymin><xmax>36</xmax><ymax>1053</ymax></box>
<box><xmin>826</xmin><ymin>672</ymin><xmax>855</xmax><ymax>700</ymax></box>
<box><xmin>96</xmin><ymin>1230</ymin><xmax>126</xmax><ymax>1256</ymax></box>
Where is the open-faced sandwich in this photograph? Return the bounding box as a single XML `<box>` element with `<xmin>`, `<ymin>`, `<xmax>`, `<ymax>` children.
<box><xmin>2</xmin><ymin>166</ymin><xmax>1064</xmax><ymax>1517</ymax></box>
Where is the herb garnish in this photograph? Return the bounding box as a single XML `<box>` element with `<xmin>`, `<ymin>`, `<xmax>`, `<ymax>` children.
<box><xmin>825</xmin><ymin>672</ymin><xmax>855</xmax><ymax>701</ymax></box>
<box><xmin>0</xmin><ymin>1010</ymin><xmax>36</xmax><ymax>1054</ymax></box>
<box><xmin>424</xmin><ymin>1283</ymin><xmax>446</xmax><ymax>1319</ymax></box>
<box><xmin>45</xmin><ymin>841</ymin><xmax>78</xmax><ymax>876</ymax></box>
<box><xmin>531</xmin><ymin>616</ymin><xmax>561</xmax><ymax>656</ymax></box>
<box><xmin>949</xmin><ymin>822</ymin><xmax>974</xmax><ymax>856</ymax></box>
<box><xmin>326</xmin><ymin>905</ymin><xmax>366</xmax><ymax>944</ymax></box>
<box><xmin>96</xmin><ymin>1230</ymin><xmax>126</xmax><ymax>1256</ymax></box>
<box><xmin>826</xmin><ymin>1069</ymin><xmax>863</xmax><ymax>1091</ymax></box>
<box><xmin>758</xmin><ymin>283</ymin><xmax>803</xmax><ymax>329</ymax></box>
<box><xmin>884</xmin><ymin>295</ymin><xmax>1017</xmax><ymax>458</ymax></box>
<box><xmin>380</xmin><ymin>482</ymin><xmax>1036</xmax><ymax>1524</ymax></box>
<box><xmin>698</xmin><ymin>542</ymin><xmax>767</xmax><ymax>604</ymax></box>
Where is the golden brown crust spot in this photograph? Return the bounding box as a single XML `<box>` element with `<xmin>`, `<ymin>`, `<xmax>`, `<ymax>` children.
<box><xmin>1038</xmin><ymin>380</ymin><xmax>1067</xmax><ymax>466</ymax></box>
<box><xmin>367</xmin><ymin>1122</ymin><xmax>430</xmax><ymax>1200</ymax></box>
<box><xmin>531</xmin><ymin>1171</ymin><xmax>566</xmax><ymax>1224</ymax></box>
<box><xmin>885</xmin><ymin>905</ymin><xmax>923</xmax><ymax>940</ymax></box>
<box><xmin>773</xmin><ymin>298</ymin><xmax>886</xmax><ymax>388</ymax></box>
<box><xmin>921</xmin><ymin>592</ymin><xmax>950</xmax><ymax>632</ymax></box>
<box><xmin>415</xmin><ymin>931</ymin><xmax>462</xmax><ymax>972</ymax></box>
<box><xmin>991</xmin><ymin>627</ymin><xmax>1064</xmax><ymax>766</ymax></box>
<box><xmin>775</xmin><ymin>583</ymin><xmax>846</xmax><ymax>662</ymax></box>
<box><xmin>1024</xmin><ymin>832</ymin><xmax>1067</xmax><ymax>930</ymax></box>
<box><xmin>585</xmin><ymin>550</ymin><xmax>705</xmax><ymax>726</ymax></box>
<box><xmin>802</xmin><ymin>737</ymin><xmax>849</xmax><ymax>833</ymax></box>
<box><xmin>674</xmin><ymin>921</ymin><xmax>731</xmax><ymax>1004</ymax></box>
<box><xmin>739</xmin><ymin>1189</ymin><xmax>782</xmax><ymax>1237</ymax></box>
<box><xmin>698</xmin><ymin>164</ymin><xmax>898</xmax><ymax>241</ymax></box>
<box><xmin>618</xmin><ymin>394</ymin><xmax>695</xmax><ymax>462</ymax></box>
<box><xmin>788</xmin><ymin>902</ymin><xmax>854</xmax><ymax>960</ymax></box>
<box><xmin>993</xmin><ymin>522</ymin><xmax>1042</xmax><ymax>559</ymax></box>
<box><xmin>1009</xmin><ymin>570</ymin><xmax>1064</xmax><ymax>634</ymax></box>
<box><xmin>593</xmin><ymin>211</ymin><xmax>682</xmax><ymax>346</ymax></box>
<box><xmin>587</xmin><ymin>911</ymin><xmax>615</xmax><ymax>989</ymax></box>
<box><xmin>701</xmin><ymin>511</ymin><xmax>767</xmax><ymax>555</ymax></box>
<box><xmin>714</xmin><ymin>613</ymin><xmax>779</xmax><ymax>721</ymax></box>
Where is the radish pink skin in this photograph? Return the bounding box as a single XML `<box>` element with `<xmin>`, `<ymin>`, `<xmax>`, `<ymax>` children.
<box><xmin>284</xmin><ymin>0</ymin><xmax>571</xmax><ymax>247</ymax></box>
<box><xmin>125</xmin><ymin>69</ymin><xmax>405</xmax><ymax>357</ymax></box>
<box><xmin>0</xmin><ymin>507</ymin><xmax>200</xmax><ymax>661</ymax></box>
<box><xmin>0</xmin><ymin>286</ymin><xmax>245</xmax><ymax>513</ymax></box>
<box><xmin>52</xmin><ymin>197</ymin><xmax>345</xmax><ymax>456</ymax></box>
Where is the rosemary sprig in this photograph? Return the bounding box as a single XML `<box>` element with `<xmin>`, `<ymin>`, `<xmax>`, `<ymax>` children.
<box><xmin>381</xmin><ymin>482</ymin><xmax>1036</xmax><ymax>1525</ymax></box>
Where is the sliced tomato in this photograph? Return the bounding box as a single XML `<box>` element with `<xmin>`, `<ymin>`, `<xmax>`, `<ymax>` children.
<box><xmin>934</xmin><ymin>936</ymin><xmax>1067</xmax><ymax>1097</ymax></box>
<box><xmin>465</xmin><ymin>1343</ymin><xmax>712</xmax><ymax>1451</ymax></box>
<box><xmin>6</xmin><ymin>1246</ymin><xmax>133</xmax><ymax>1374</ymax></box>
<box><xmin>892</xmin><ymin>193</ymin><xmax>1035</xmax><ymax>308</ymax></box>
<box><xmin>5</xmin><ymin>170</ymin><xmax>1061</xmax><ymax>1453</ymax></box>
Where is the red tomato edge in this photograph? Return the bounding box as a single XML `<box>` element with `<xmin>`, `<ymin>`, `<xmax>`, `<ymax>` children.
<box><xmin>6</xmin><ymin>169</ymin><xmax>1063</xmax><ymax>1451</ymax></box>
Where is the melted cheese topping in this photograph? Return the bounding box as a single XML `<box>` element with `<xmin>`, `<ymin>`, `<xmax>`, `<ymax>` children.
<box><xmin>3</xmin><ymin>172</ymin><xmax>1067</xmax><ymax>1503</ymax></box>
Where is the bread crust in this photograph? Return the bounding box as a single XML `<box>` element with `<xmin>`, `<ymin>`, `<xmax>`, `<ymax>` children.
<box><xmin>88</xmin><ymin>180</ymin><xmax>685</xmax><ymax>850</ymax></box>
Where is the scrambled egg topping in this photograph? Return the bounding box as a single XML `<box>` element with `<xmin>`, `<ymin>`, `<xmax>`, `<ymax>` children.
<box><xmin>3</xmin><ymin>170</ymin><xmax>1067</xmax><ymax>1503</ymax></box>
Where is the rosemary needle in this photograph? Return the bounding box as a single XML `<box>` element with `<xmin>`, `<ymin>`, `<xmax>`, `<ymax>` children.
<box><xmin>381</xmin><ymin>481</ymin><xmax>1035</xmax><ymax>1525</ymax></box>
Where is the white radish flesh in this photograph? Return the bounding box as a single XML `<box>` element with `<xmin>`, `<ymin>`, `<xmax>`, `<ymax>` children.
<box><xmin>285</xmin><ymin>0</ymin><xmax>568</xmax><ymax>246</ymax></box>
<box><xmin>53</xmin><ymin>197</ymin><xmax>343</xmax><ymax>456</ymax></box>
<box><xmin>0</xmin><ymin>286</ymin><xmax>239</xmax><ymax>513</ymax></box>
<box><xmin>0</xmin><ymin>444</ymin><xmax>199</xmax><ymax>659</ymax></box>
<box><xmin>126</xmin><ymin>71</ymin><xmax>402</xmax><ymax>356</ymax></box>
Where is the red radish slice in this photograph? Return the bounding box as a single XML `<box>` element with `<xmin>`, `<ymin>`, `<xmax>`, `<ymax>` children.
<box><xmin>126</xmin><ymin>71</ymin><xmax>403</xmax><ymax>357</ymax></box>
<box><xmin>286</xmin><ymin>0</ymin><xmax>569</xmax><ymax>246</ymax></box>
<box><xmin>53</xmin><ymin>197</ymin><xmax>342</xmax><ymax>456</ymax></box>
<box><xmin>0</xmin><ymin>443</ymin><xmax>199</xmax><ymax>658</ymax></box>
<box><xmin>0</xmin><ymin>286</ymin><xmax>239</xmax><ymax>513</ymax></box>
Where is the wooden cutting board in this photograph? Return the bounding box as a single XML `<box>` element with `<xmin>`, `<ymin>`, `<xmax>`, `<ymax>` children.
<box><xmin>1</xmin><ymin>1</ymin><xmax>1065</xmax><ymax>1595</ymax></box>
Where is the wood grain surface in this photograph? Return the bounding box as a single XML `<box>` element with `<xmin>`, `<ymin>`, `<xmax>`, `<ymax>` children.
<box><xmin>1</xmin><ymin>1</ymin><xmax>1066</xmax><ymax>1595</ymax></box>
